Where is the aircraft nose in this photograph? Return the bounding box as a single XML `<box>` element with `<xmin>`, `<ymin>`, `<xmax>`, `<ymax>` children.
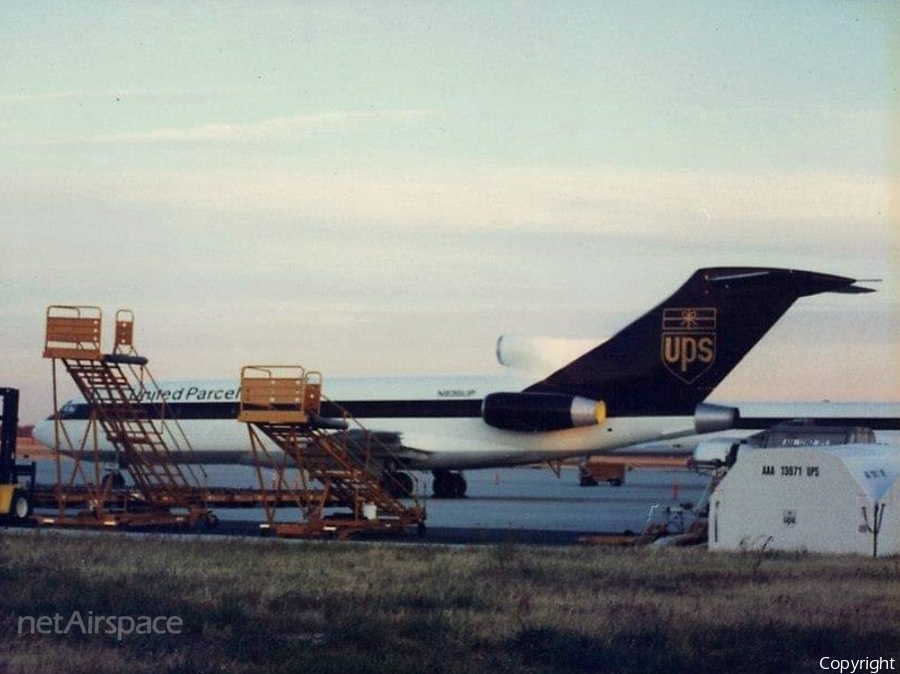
<box><xmin>32</xmin><ymin>420</ymin><xmax>53</xmax><ymax>447</ymax></box>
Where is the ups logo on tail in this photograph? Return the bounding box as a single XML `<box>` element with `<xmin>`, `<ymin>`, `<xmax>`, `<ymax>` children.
<box><xmin>661</xmin><ymin>308</ymin><xmax>716</xmax><ymax>384</ymax></box>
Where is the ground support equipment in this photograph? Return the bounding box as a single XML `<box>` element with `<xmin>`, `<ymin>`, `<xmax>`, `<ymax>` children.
<box><xmin>239</xmin><ymin>365</ymin><xmax>426</xmax><ymax>539</ymax></box>
<box><xmin>0</xmin><ymin>388</ymin><xmax>36</xmax><ymax>524</ymax></box>
<box><xmin>39</xmin><ymin>306</ymin><xmax>214</xmax><ymax>529</ymax></box>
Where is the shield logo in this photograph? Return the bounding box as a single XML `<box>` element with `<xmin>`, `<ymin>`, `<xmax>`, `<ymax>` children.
<box><xmin>661</xmin><ymin>307</ymin><xmax>717</xmax><ymax>384</ymax></box>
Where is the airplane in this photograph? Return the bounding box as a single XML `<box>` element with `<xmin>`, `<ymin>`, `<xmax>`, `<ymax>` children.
<box><xmin>34</xmin><ymin>266</ymin><xmax>879</xmax><ymax>498</ymax></box>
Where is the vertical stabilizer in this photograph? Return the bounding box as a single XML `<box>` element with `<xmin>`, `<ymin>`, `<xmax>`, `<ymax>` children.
<box><xmin>526</xmin><ymin>268</ymin><xmax>872</xmax><ymax>416</ymax></box>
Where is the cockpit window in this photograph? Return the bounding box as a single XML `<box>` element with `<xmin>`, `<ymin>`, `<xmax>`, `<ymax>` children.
<box><xmin>59</xmin><ymin>401</ymin><xmax>78</xmax><ymax>419</ymax></box>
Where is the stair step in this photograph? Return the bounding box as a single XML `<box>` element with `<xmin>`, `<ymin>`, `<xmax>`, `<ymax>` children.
<box><xmin>62</xmin><ymin>357</ymin><xmax>201</xmax><ymax>507</ymax></box>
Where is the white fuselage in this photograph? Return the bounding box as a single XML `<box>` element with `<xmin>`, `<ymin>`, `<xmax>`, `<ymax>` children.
<box><xmin>33</xmin><ymin>373</ymin><xmax>699</xmax><ymax>471</ymax></box>
<box><xmin>35</xmin><ymin>370</ymin><xmax>900</xmax><ymax>473</ymax></box>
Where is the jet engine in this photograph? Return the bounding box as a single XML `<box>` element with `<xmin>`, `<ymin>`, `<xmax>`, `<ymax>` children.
<box><xmin>482</xmin><ymin>392</ymin><xmax>606</xmax><ymax>433</ymax></box>
<box><xmin>693</xmin><ymin>403</ymin><xmax>740</xmax><ymax>434</ymax></box>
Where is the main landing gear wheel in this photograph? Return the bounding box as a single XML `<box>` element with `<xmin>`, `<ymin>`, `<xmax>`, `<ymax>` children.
<box><xmin>101</xmin><ymin>471</ymin><xmax>126</xmax><ymax>489</ymax></box>
<box><xmin>381</xmin><ymin>471</ymin><xmax>415</xmax><ymax>498</ymax></box>
<box><xmin>432</xmin><ymin>470</ymin><xmax>467</xmax><ymax>499</ymax></box>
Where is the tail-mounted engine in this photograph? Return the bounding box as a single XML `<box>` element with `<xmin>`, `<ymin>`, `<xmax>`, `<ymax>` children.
<box><xmin>693</xmin><ymin>403</ymin><xmax>739</xmax><ymax>434</ymax></box>
<box><xmin>482</xmin><ymin>392</ymin><xmax>606</xmax><ymax>433</ymax></box>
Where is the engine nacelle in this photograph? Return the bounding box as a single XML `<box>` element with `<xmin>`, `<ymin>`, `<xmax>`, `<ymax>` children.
<box><xmin>482</xmin><ymin>392</ymin><xmax>606</xmax><ymax>433</ymax></box>
<box><xmin>495</xmin><ymin>335</ymin><xmax>598</xmax><ymax>373</ymax></box>
<box><xmin>693</xmin><ymin>403</ymin><xmax>740</xmax><ymax>434</ymax></box>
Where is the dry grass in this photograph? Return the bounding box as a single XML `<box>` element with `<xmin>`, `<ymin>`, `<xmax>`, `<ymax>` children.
<box><xmin>1</xmin><ymin>531</ymin><xmax>898</xmax><ymax>673</ymax></box>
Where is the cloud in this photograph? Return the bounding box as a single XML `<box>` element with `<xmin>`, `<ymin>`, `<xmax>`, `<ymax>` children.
<box><xmin>42</xmin><ymin>164</ymin><xmax>890</xmax><ymax>240</ymax></box>
<box><xmin>7</xmin><ymin>109</ymin><xmax>434</xmax><ymax>146</ymax></box>
<box><xmin>0</xmin><ymin>87</ymin><xmax>235</xmax><ymax>104</ymax></box>
<box><xmin>3</xmin><ymin>160</ymin><xmax>895</xmax><ymax>423</ymax></box>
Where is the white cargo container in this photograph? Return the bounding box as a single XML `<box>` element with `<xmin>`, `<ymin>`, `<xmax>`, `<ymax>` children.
<box><xmin>708</xmin><ymin>445</ymin><xmax>900</xmax><ymax>556</ymax></box>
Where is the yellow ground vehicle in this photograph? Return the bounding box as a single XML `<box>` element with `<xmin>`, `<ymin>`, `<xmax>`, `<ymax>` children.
<box><xmin>1</xmin><ymin>388</ymin><xmax>35</xmax><ymax>524</ymax></box>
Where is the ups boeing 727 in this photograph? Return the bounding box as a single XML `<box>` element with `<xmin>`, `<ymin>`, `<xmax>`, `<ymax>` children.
<box><xmin>35</xmin><ymin>267</ymin><xmax>876</xmax><ymax>497</ymax></box>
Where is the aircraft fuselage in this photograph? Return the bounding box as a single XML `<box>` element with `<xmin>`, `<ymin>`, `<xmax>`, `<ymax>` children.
<box><xmin>38</xmin><ymin>374</ymin><xmax>699</xmax><ymax>469</ymax></box>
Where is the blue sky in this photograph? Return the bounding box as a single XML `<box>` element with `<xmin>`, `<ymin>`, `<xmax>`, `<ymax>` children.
<box><xmin>1</xmin><ymin>1</ymin><xmax>897</xmax><ymax>422</ymax></box>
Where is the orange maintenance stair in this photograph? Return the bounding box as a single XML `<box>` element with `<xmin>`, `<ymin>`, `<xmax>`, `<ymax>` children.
<box><xmin>41</xmin><ymin>305</ymin><xmax>212</xmax><ymax>528</ymax></box>
<box><xmin>239</xmin><ymin>365</ymin><xmax>426</xmax><ymax>539</ymax></box>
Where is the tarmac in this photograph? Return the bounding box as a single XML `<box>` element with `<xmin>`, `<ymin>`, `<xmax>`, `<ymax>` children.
<box><xmin>24</xmin><ymin>460</ymin><xmax>710</xmax><ymax>546</ymax></box>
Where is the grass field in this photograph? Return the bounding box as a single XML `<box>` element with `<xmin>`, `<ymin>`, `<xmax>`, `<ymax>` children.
<box><xmin>1</xmin><ymin>530</ymin><xmax>898</xmax><ymax>673</ymax></box>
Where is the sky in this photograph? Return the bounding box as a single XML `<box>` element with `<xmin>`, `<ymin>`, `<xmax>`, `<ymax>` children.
<box><xmin>1</xmin><ymin>1</ymin><xmax>898</xmax><ymax>424</ymax></box>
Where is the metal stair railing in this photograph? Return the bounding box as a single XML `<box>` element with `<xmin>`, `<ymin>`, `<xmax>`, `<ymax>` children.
<box><xmin>239</xmin><ymin>365</ymin><xmax>425</xmax><ymax>538</ymax></box>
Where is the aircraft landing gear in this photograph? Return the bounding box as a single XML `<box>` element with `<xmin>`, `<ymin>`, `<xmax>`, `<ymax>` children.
<box><xmin>381</xmin><ymin>471</ymin><xmax>415</xmax><ymax>498</ymax></box>
<box><xmin>101</xmin><ymin>471</ymin><xmax>126</xmax><ymax>489</ymax></box>
<box><xmin>432</xmin><ymin>470</ymin><xmax>467</xmax><ymax>499</ymax></box>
